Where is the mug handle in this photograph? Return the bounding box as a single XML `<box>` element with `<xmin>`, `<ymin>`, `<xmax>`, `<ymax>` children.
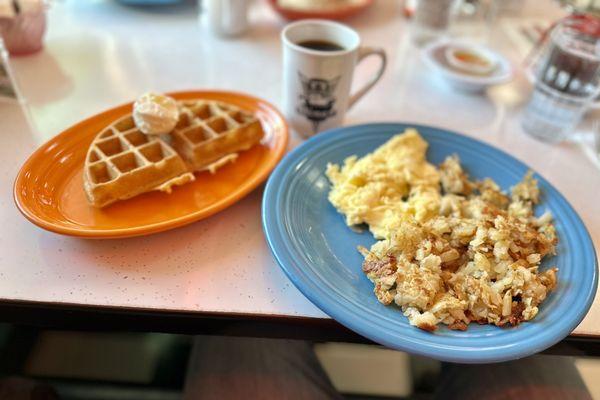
<box><xmin>348</xmin><ymin>46</ymin><xmax>387</xmax><ymax>109</ymax></box>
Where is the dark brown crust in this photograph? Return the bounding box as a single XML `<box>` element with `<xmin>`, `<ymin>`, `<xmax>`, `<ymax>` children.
<box><xmin>362</xmin><ymin>255</ymin><xmax>397</xmax><ymax>275</ymax></box>
<box><xmin>507</xmin><ymin>302</ymin><xmax>526</xmax><ymax>326</ymax></box>
<box><xmin>499</xmin><ymin>302</ymin><xmax>526</xmax><ymax>327</ymax></box>
<box><xmin>418</xmin><ymin>323</ymin><xmax>437</xmax><ymax>332</ymax></box>
<box><xmin>448</xmin><ymin>321</ymin><xmax>468</xmax><ymax>331</ymax></box>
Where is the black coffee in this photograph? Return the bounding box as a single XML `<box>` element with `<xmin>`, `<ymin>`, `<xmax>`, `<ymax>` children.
<box><xmin>297</xmin><ymin>40</ymin><xmax>345</xmax><ymax>52</ymax></box>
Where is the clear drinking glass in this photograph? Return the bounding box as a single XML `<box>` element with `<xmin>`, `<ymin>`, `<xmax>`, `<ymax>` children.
<box><xmin>522</xmin><ymin>15</ymin><xmax>600</xmax><ymax>143</ymax></box>
<box><xmin>522</xmin><ymin>83</ymin><xmax>593</xmax><ymax>142</ymax></box>
<box><xmin>411</xmin><ymin>0</ymin><xmax>460</xmax><ymax>46</ymax></box>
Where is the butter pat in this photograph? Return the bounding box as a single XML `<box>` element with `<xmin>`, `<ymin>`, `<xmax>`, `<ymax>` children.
<box><xmin>133</xmin><ymin>93</ymin><xmax>179</xmax><ymax>135</ymax></box>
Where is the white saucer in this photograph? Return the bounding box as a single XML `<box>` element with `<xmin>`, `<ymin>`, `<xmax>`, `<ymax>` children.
<box><xmin>422</xmin><ymin>39</ymin><xmax>513</xmax><ymax>92</ymax></box>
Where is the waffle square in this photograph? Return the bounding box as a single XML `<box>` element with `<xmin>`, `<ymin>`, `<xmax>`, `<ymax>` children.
<box><xmin>83</xmin><ymin>115</ymin><xmax>193</xmax><ymax>208</ymax></box>
<box><xmin>170</xmin><ymin>100</ymin><xmax>264</xmax><ymax>171</ymax></box>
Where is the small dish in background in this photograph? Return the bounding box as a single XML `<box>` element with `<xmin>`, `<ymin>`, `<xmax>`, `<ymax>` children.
<box><xmin>422</xmin><ymin>40</ymin><xmax>513</xmax><ymax>92</ymax></box>
<box><xmin>444</xmin><ymin>45</ymin><xmax>497</xmax><ymax>75</ymax></box>
<box><xmin>267</xmin><ymin>0</ymin><xmax>374</xmax><ymax>21</ymax></box>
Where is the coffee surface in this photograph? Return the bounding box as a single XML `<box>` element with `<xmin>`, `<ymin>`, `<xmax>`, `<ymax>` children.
<box><xmin>297</xmin><ymin>40</ymin><xmax>345</xmax><ymax>52</ymax></box>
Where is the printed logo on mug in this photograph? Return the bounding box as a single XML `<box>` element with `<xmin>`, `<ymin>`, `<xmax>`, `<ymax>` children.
<box><xmin>282</xmin><ymin>19</ymin><xmax>387</xmax><ymax>138</ymax></box>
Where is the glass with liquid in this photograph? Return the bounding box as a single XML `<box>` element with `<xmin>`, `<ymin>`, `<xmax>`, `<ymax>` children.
<box><xmin>522</xmin><ymin>15</ymin><xmax>600</xmax><ymax>142</ymax></box>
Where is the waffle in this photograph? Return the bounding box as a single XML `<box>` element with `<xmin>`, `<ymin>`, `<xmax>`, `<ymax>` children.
<box><xmin>83</xmin><ymin>115</ymin><xmax>194</xmax><ymax>208</ymax></box>
<box><xmin>170</xmin><ymin>100</ymin><xmax>264</xmax><ymax>172</ymax></box>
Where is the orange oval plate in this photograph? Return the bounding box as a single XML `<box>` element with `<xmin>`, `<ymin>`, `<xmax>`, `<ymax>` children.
<box><xmin>14</xmin><ymin>91</ymin><xmax>289</xmax><ymax>239</ymax></box>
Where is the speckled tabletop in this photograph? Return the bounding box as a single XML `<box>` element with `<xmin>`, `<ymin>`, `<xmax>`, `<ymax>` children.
<box><xmin>1</xmin><ymin>0</ymin><xmax>598</xmax><ymax>338</ymax></box>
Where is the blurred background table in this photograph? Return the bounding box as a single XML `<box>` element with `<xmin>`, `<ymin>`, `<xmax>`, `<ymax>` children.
<box><xmin>0</xmin><ymin>0</ymin><xmax>599</xmax><ymax>353</ymax></box>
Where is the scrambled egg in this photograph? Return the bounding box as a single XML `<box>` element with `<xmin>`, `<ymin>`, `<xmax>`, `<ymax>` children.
<box><xmin>326</xmin><ymin>129</ymin><xmax>440</xmax><ymax>239</ymax></box>
<box><xmin>326</xmin><ymin>129</ymin><xmax>558</xmax><ymax>331</ymax></box>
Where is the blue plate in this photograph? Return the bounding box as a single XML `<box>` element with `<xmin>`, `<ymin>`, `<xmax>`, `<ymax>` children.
<box><xmin>262</xmin><ymin>123</ymin><xmax>598</xmax><ymax>363</ymax></box>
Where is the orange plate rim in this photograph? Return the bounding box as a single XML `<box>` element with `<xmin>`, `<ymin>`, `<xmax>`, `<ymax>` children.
<box><xmin>13</xmin><ymin>90</ymin><xmax>289</xmax><ymax>239</ymax></box>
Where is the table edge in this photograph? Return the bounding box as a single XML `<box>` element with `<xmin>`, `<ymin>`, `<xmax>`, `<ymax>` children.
<box><xmin>0</xmin><ymin>299</ymin><xmax>599</xmax><ymax>358</ymax></box>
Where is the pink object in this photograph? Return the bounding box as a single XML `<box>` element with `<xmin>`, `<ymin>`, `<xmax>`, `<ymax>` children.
<box><xmin>267</xmin><ymin>0</ymin><xmax>374</xmax><ymax>21</ymax></box>
<box><xmin>0</xmin><ymin>9</ymin><xmax>46</xmax><ymax>56</ymax></box>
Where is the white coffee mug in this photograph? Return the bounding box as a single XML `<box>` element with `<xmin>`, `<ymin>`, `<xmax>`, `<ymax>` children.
<box><xmin>282</xmin><ymin>19</ymin><xmax>387</xmax><ymax>137</ymax></box>
<box><xmin>205</xmin><ymin>0</ymin><xmax>250</xmax><ymax>37</ymax></box>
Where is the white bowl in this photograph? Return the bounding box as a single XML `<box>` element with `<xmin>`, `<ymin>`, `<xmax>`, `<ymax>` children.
<box><xmin>422</xmin><ymin>39</ymin><xmax>513</xmax><ymax>92</ymax></box>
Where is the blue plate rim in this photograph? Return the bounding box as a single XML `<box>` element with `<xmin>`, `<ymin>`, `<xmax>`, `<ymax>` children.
<box><xmin>262</xmin><ymin>122</ymin><xmax>598</xmax><ymax>363</ymax></box>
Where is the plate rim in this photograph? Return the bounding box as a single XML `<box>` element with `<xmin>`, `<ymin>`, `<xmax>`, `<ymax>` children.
<box><xmin>268</xmin><ymin>0</ymin><xmax>374</xmax><ymax>20</ymax></box>
<box><xmin>262</xmin><ymin>122</ymin><xmax>598</xmax><ymax>363</ymax></box>
<box><xmin>14</xmin><ymin>90</ymin><xmax>289</xmax><ymax>239</ymax></box>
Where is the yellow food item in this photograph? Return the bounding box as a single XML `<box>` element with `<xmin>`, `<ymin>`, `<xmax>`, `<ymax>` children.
<box><xmin>326</xmin><ymin>129</ymin><xmax>558</xmax><ymax>331</ymax></box>
<box><xmin>326</xmin><ymin>128</ymin><xmax>440</xmax><ymax>240</ymax></box>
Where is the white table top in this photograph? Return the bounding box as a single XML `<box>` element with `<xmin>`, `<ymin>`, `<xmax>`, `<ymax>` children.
<box><xmin>2</xmin><ymin>0</ymin><xmax>599</xmax><ymax>336</ymax></box>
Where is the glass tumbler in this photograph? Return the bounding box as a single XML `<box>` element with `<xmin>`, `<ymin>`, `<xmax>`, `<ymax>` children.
<box><xmin>411</xmin><ymin>0</ymin><xmax>460</xmax><ymax>46</ymax></box>
<box><xmin>522</xmin><ymin>15</ymin><xmax>600</xmax><ymax>143</ymax></box>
